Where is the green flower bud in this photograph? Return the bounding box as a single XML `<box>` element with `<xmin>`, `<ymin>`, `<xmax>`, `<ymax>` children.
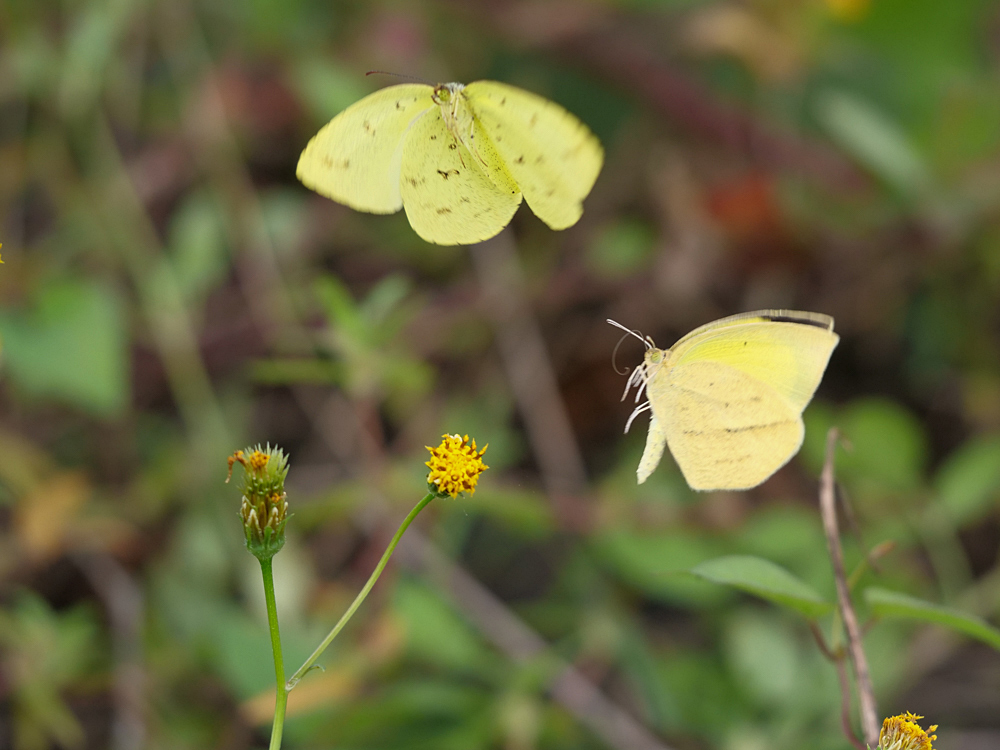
<box><xmin>227</xmin><ymin>444</ymin><xmax>290</xmax><ymax>561</ymax></box>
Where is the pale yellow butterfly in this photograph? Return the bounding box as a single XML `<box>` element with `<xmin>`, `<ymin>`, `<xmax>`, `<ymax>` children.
<box><xmin>296</xmin><ymin>80</ymin><xmax>603</xmax><ymax>246</ymax></box>
<box><xmin>611</xmin><ymin>311</ymin><xmax>839</xmax><ymax>491</ymax></box>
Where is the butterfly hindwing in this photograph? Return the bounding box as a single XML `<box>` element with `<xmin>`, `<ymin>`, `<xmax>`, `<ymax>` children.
<box><xmin>637</xmin><ymin>412</ymin><xmax>668</xmax><ymax>484</ymax></box>
<box><xmin>655</xmin><ymin>359</ymin><xmax>804</xmax><ymax>491</ymax></box>
<box><xmin>465</xmin><ymin>81</ymin><xmax>603</xmax><ymax>230</ymax></box>
<box><xmin>399</xmin><ymin>109</ymin><xmax>522</xmax><ymax>245</ymax></box>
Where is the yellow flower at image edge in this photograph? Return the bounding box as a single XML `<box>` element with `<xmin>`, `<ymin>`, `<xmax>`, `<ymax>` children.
<box><xmin>879</xmin><ymin>712</ymin><xmax>937</xmax><ymax>750</ymax></box>
<box><xmin>426</xmin><ymin>434</ymin><xmax>488</xmax><ymax>498</ymax></box>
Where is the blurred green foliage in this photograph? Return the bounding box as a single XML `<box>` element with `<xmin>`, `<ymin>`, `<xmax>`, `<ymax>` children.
<box><xmin>2</xmin><ymin>0</ymin><xmax>1000</xmax><ymax>749</ymax></box>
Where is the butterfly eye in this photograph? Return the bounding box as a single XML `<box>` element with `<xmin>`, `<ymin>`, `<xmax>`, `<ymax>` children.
<box><xmin>648</xmin><ymin>350</ymin><xmax>662</xmax><ymax>364</ymax></box>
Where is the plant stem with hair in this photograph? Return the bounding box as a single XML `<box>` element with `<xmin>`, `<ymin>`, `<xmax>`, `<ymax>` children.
<box><xmin>286</xmin><ymin>492</ymin><xmax>436</xmax><ymax>690</ymax></box>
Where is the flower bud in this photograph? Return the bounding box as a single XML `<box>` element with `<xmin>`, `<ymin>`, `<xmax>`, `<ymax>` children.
<box><xmin>227</xmin><ymin>444</ymin><xmax>290</xmax><ymax>561</ymax></box>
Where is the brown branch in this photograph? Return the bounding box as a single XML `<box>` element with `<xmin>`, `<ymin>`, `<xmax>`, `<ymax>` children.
<box><xmin>469</xmin><ymin>232</ymin><xmax>591</xmax><ymax>530</ymax></box>
<box><xmin>834</xmin><ymin>656</ymin><xmax>866</xmax><ymax>750</ymax></box>
<box><xmin>820</xmin><ymin>428</ymin><xmax>879</xmax><ymax>747</ymax></box>
<box><xmin>807</xmin><ymin>621</ymin><xmax>864</xmax><ymax>749</ymax></box>
<box><xmin>395</xmin><ymin>529</ymin><xmax>676</xmax><ymax>750</ymax></box>
<box><xmin>73</xmin><ymin>552</ymin><xmax>147</xmax><ymax>750</ymax></box>
<box><xmin>806</xmin><ymin>620</ymin><xmax>836</xmax><ymax>662</ymax></box>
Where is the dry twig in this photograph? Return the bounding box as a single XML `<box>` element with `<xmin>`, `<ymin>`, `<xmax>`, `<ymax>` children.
<box><xmin>820</xmin><ymin>428</ymin><xmax>879</xmax><ymax>747</ymax></box>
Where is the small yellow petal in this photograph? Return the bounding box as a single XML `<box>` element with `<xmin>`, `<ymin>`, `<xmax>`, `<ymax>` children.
<box><xmin>879</xmin><ymin>712</ymin><xmax>936</xmax><ymax>750</ymax></box>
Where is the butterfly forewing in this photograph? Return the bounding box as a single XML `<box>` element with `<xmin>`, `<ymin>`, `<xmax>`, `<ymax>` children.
<box><xmin>464</xmin><ymin>81</ymin><xmax>603</xmax><ymax>230</ymax></box>
<box><xmin>670</xmin><ymin>314</ymin><xmax>838</xmax><ymax>410</ymax></box>
<box><xmin>296</xmin><ymin>84</ymin><xmax>433</xmax><ymax>214</ymax></box>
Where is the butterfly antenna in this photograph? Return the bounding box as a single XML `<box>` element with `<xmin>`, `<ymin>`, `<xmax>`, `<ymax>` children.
<box><xmin>611</xmin><ymin>333</ymin><xmax>633</xmax><ymax>376</ymax></box>
<box><xmin>365</xmin><ymin>70</ymin><xmax>433</xmax><ymax>84</ymax></box>
<box><xmin>606</xmin><ymin>319</ymin><xmax>651</xmax><ymax>349</ymax></box>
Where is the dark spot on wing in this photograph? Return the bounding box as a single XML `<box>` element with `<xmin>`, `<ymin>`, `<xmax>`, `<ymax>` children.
<box><xmin>763</xmin><ymin>313</ymin><xmax>832</xmax><ymax>330</ymax></box>
<box><xmin>500</xmin><ymin>97</ymin><xmax>506</xmax><ymax>106</ymax></box>
<box><xmin>460</xmin><ymin>196</ymin><xmax>470</xmax><ymax>203</ymax></box>
<box><xmin>436</xmin><ymin>207</ymin><xmax>452</xmax><ymax>215</ymax></box>
<box><xmin>529</xmin><ymin>113</ymin><xmax>538</xmax><ymax>127</ymax></box>
<box><xmin>395</xmin><ymin>100</ymin><xmax>401</xmax><ymax>109</ymax></box>
<box><xmin>437</xmin><ymin>169</ymin><xmax>460</xmax><ymax>180</ymax></box>
<box><xmin>514</xmin><ymin>155</ymin><xmax>524</xmax><ymax>164</ymax></box>
<box><xmin>535</xmin><ymin>155</ymin><xmax>544</xmax><ymax>164</ymax></box>
<box><xmin>430</xmin><ymin>134</ymin><xmax>437</xmax><ymax>140</ymax></box>
<box><xmin>449</xmin><ymin>143</ymin><xmax>457</xmax><ymax>150</ymax></box>
<box><xmin>718</xmin><ymin>421</ymin><xmax>793</xmax><ymax>435</ymax></box>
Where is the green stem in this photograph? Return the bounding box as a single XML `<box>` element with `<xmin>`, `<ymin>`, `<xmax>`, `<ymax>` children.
<box><xmin>286</xmin><ymin>492</ymin><xmax>436</xmax><ymax>690</ymax></box>
<box><xmin>260</xmin><ymin>557</ymin><xmax>288</xmax><ymax>750</ymax></box>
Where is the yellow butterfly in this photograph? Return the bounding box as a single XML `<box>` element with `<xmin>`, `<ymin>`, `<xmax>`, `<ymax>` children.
<box><xmin>297</xmin><ymin>80</ymin><xmax>603</xmax><ymax>246</ymax></box>
<box><xmin>612</xmin><ymin>311</ymin><xmax>839</xmax><ymax>491</ymax></box>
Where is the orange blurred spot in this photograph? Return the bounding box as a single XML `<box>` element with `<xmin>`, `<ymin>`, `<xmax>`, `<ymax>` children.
<box><xmin>704</xmin><ymin>173</ymin><xmax>782</xmax><ymax>241</ymax></box>
<box><xmin>15</xmin><ymin>473</ymin><xmax>89</xmax><ymax>563</ymax></box>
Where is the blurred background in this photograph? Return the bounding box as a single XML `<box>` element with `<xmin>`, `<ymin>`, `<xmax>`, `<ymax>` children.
<box><xmin>2</xmin><ymin>0</ymin><xmax>1000</xmax><ymax>748</ymax></box>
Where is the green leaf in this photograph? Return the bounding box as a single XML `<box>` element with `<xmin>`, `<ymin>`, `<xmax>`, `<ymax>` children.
<box><xmin>0</xmin><ymin>279</ymin><xmax>128</xmax><ymax>416</ymax></box>
<box><xmin>690</xmin><ymin>555</ymin><xmax>832</xmax><ymax>619</ymax></box>
<box><xmin>167</xmin><ymin>190</ymin><xmax>228</xmax><ymax>303</ymax></box>
<box><xmin>595</xmin><ymin>530</ymin><xmax>726</xmax><ymax>606</ymax></box>
<box><xmin>933</xmin><ymin>434</ymin><xmax>1000</xmax><ymax>526</ymax></box>
<box><xmin>804</xmin><ymin>398</ymin><xmax>927</xmax><ymax>494</ymax></box>
<box><xmin>815</xmin><ymin>90</ymin><xmax>931</xmax><ymax>196</ymax></box>
<box><xmin>586</xmin><ymin>218</ymin><xmax>655</xmax><ymax>278</ymax></box>
<box><xmin>865</xmin><ymin>587</ymin><xmax>1000</xmax><ymax>651</ymax></box>
<box><xmin>393</xmin><ymin>578</ymin><xmax>493</xmax><ymax>672</ymax></box>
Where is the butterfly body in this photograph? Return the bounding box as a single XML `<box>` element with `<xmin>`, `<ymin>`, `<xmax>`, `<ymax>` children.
<box><xmin>624</xmin><ymin>311</ymin><xmax>839</xmax><ymax>491</ymax></box>
<box><xmin>297</xmin><ymin>81</ymin><xmax>603</xmax><ymax>245</ymax></box>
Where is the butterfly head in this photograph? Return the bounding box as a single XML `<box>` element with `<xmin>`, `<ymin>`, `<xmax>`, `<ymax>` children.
<box><xmin>432</xmin><ymin>82</ymin><xmax>465</xmax><ymax>105</ymax></box>
<box><xmin>644</xmin><ymin>347</ymin><xmax>667</xmax><ymax>366</ymax></box>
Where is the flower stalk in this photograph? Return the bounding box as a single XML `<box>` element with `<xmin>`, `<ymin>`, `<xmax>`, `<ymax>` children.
<box><xmin>227</xmin><ymin>445</ymin><xmax>292</xmax><ymax>750</ymax></box>
<box><xmin>286</xmin><ymin>491</ymin><xmax>435</xmax><ymax>689</ymax></box>
<box><xmin>287</xmin><ymin>434</ymin><xmax>488</xmax><ymax>689</ymax></box>
<box><xmin>227</xmin><ymin>435</ymin><xmax>487</xmax><ymax>749</ymax></box>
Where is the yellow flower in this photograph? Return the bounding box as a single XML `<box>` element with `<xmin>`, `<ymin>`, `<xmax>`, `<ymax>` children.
<box><xmin>826</xmin><ymin>0</ymin><xmax>870</xmax><ymax>22</ymax></box>
<box><xmin>425</xmin><ymin>434</ymin><xmax>488</xmax><ymax>498</ymax></box>
<box><xmin>879</xmin><ymin>712</ymin><xmax>937</xmax><ymax>750</ymax></box>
